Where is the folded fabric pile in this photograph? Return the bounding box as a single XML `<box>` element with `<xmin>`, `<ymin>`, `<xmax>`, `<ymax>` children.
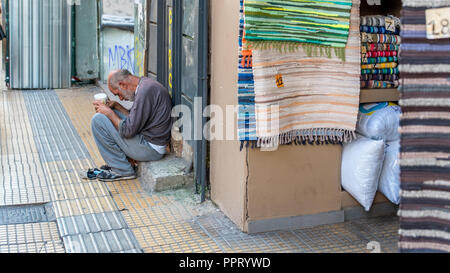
<box><xmin>238</xmin><ymin>0</ymin><xmax>360</xmax><ymax>148</ymax></box>
<box><xmin>360</xmin><ymin>15</ymin><xmax>401</xmax><ymax>89</ymax></box>
<box><xmin>398</xmin><ymin>0</ymin><xmax>450</xmax><ymax>253</ymax></box>
<box><xmin>341</xmin><ymin>102</ymin><xmax>402</xmax><ymax>211</ymax></box>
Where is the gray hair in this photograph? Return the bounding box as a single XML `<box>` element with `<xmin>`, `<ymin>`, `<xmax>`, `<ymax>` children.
<box><xmin>109</xmin><ymin>69</ymin><xmax>132</xmax><ymax>90</ymax></box>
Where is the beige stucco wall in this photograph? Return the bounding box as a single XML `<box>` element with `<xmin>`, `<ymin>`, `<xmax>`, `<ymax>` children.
<box><xmin>247</xmin><ymin>145</ymin><xmax>342</xmax><ymax>222</ymax></box>
<box><xmin>210</xmin><ymin>0</ymin><xmax>248</xmax><ymax>230</ymax></box>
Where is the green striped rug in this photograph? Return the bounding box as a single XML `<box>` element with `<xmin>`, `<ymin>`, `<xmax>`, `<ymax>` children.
<box><xmin>244</xmin><ymin>0</ymin><xmax>353</xmax><ymax>60</ymax></box>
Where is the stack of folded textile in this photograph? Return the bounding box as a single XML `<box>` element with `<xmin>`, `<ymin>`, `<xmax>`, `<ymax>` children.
<box><xmin>360</xmin><ymin>15</ymin><xmax>401</xmax><ymax>89</ymax></box>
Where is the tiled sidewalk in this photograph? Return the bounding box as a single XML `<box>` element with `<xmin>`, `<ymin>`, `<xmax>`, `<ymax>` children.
<box><xmin>0</xmin><ymin>86</ymin><xmax>400</xmax><ymax>253</ymax></box>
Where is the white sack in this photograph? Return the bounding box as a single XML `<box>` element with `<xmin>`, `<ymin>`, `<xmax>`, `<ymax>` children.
<box><xmin>379</xmin><ymin>140</ymin><xmax>401</xmax><ymax>205</ymax></box>
<box><xmin>357</xmin><ymin>102</ymin><xmax>401</xmax><ymax>142</ymax></box>
<box><xmin>341</xmin><ymin>136</ymin><xmax>385</xmax><ymax>211</ymax></box>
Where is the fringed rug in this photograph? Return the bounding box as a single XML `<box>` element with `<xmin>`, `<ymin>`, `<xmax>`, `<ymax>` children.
<box><xmin>238</xmin><ymin>0</ymin><xmax>257</xmax><ymax>145</ymax></box>
<box><xmin>398</xmin><ymin>0</ymin><xmax>450</xmax><ymax>253</ymax></box>
<box><xmin>250</xmin><ymin>0</ymin><xmax>361</xmax><ymax>147</ymax></box>
<box><xmin>243</xmin><ymin>0</ymin><xmax>353</xmax><ymax>61</ymax></box>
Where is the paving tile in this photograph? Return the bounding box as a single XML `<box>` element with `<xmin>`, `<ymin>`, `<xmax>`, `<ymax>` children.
<box><xmin>0</xmin><ymin>222</ymin><xmax>62</xmax><ymax>248</ymax></box>
<box><xmin>0</xmin><ymin>241</ymin><xmax>65</xmax><ymax>253</ymax></box>
<box><xmin>52</xmin><ymin>196</ymin><xmax>118</xmax><ymax>218</ymax></box>
<box><xmin>57</xmin><ymin>211</ymin><xmax>129</xmax><ymax>236</ymax></box>
<box><xmin>62</xmin><ymin>229</ymin><xmax>142</xmax><ymax>253</ymax></box>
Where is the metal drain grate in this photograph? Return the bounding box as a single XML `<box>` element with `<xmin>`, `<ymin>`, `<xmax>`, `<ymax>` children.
<box><xmin>0</xmin><ymin>203</ymin><xmax>55</xmax><ymax>225</ymax></box>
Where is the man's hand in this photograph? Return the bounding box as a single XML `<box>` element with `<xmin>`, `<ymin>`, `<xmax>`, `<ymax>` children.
<box><xmin>106</xmin><ymin>100</ymin><xmax>130</xmax><ymax>117</ymax></box>
<box><xmin>107</xmin><ymin>100</ymin><xmax>118</xmax><ymax>110</ymax></box>
<box><xmin>94</xmin><ymin>101</ymin><xmax>122</xmax><ymax>130</ymax></box>
<box><xmin>94</xmin><ymin>101</ymin><xmax>115</xmax><ymax>118</ymax></box>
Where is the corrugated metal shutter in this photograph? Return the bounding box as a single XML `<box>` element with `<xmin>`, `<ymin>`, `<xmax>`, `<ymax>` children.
<box><xmin>9</xmin><ymin>0</ymin><xmax>72</xmax><ymax>89</ymax></box>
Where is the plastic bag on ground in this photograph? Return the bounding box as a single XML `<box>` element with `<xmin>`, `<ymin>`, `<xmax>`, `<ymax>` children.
<box><xmin>341</xmin><ymin>136</ymin><xmax>385</xmax><ymax>211</ymax></box>
<box><xmin>379</xmin><ymin>140</ymin><xmax>401</xmax><ymax>205</ymax></box>
<box><xmin>357</xmin><ymin>102</ymin><xmax>401</xmax><ymax>142</ymax></box>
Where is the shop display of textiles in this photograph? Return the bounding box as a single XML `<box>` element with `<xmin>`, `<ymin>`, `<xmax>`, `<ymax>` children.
<box><xmin>237</xmin><ymin>0</ymin><xmax>360</xmax><ymax>148</ymax></box>
<box><xmin>360</xmin><ymin>15</ymin><xmax>401</xmax><ymax>89</ymax></box>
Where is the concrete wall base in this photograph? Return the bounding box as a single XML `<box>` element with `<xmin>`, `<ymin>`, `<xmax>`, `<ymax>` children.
<box><xmin>344</xmin><ymin>203</ymin><xmax>399</xmax><ymax>221</ymax></box>
<box><xmin>246</xmin><ymin>203</ymin><xmax>398</xmax><ymax>234</ymax></box>
<box><xmin>247</xmin><ymin>210</ymin><xmax>345</xmax><ymax>234</ymax></box>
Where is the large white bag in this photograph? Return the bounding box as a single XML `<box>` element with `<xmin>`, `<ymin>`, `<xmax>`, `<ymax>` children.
<box><xmin>357</xmin><ymin>102</ymin><xmax>401</xmax><ymax>142</ymax></box>
<box><xmin>379</xmin><ymin>140</ymin><xmax>401</xmax><ymax>205</ymax></box>
<box><xmin>341</xmin><ymin>136</ymin><xmax>385</xmax><ymax>211</ymax></box>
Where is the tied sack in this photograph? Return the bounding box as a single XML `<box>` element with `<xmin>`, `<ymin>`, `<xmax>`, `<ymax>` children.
<box><xmin>342</xmin><ymin>136</ymin><xmax>385</xmax><ymax>211</ymax></box>
<box><xmin>379</xmin><ymin>140</ymin><xmax>401</xmax><ymax>205</ymax></box>
<box><xmin>357</xmin><ymin>102</ymin><xmax>401</xmax><ymax>142</ymax></box>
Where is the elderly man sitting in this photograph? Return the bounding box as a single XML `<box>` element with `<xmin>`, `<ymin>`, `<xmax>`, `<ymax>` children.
<box><xmin>81</xmin><ymin>69</ymin><xmax>173</xmax><ymax>182</ymax></box>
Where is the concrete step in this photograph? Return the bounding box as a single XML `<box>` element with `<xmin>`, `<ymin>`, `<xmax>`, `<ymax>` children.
<box><xmin>138</xmin><ymin>154</ymin><xmax>194</xmax><ymax>194</ymax></box>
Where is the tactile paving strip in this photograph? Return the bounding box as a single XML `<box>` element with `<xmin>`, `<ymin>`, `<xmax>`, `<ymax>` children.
<box><xmin>23</xmin><ymin>91</ymin><xmax>91</xmax><ymax>162</ymax></box>
<box><xmin>0</xmin><ymin>91</ymin><xmax>51</xmax><ymax>206</ymax></box>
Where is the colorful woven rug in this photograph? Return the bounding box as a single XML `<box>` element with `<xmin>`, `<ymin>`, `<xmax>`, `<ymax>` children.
<box><xmin>238</xmin><ymin>0</ymin><xmax>257</xmax><ymax>145</ymax></box>
<box><xmin>398</xmin><ymin>0</ymin><xmax>450</xmax><ymax>253</ymax></box>
<box><xmin>249</xmin><ymin>0</ymin><xmax>361</xmax><ymax>146</ymax></box>
<box><xmin>243</xmin><ymin>0</ymin><xmax>353</xmax><ymax>61</ymax></box>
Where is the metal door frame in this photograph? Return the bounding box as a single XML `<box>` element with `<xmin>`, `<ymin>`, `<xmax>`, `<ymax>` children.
<box><xmin>197</xmin><ymin>0</ymin><xmax>209</xmax><ymax>202</ymax></box>
<box><xmin>159</xmin><ymin>0</ymin><xmax>209</xmax><ymax>201</ymax></box>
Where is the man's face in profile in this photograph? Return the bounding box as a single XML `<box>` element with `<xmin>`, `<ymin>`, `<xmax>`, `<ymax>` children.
<box><xmin>110</xmin><ymin>82</ymin><xmax>135</xmax><ymax>102</ymax></box>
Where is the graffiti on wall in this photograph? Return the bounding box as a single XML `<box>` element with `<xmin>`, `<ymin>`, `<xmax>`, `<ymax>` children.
<box><xmin>108</xmin><ymin>45</ymin><xmax>135</xmax><ymax>74</ymax></box>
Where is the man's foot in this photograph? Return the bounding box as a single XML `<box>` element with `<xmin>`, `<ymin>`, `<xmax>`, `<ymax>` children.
<box><xmin>99</xmin><ymin>165</ymin><xmax>112</xmax><ymax>171</ymax></box>
<box><xmin>101</xmin><ymin>164</ymin><xmax>138</xmax><ymax>173</ymax></box>
<box><xmin>79</xmin><ymin>168</ymin><xmax>103</xmax><ymax>180</ymax></box>
<box><xmin>96</xmin><ymin>170</ymin><xmax>137</xmax><ymax>182</ymax></box>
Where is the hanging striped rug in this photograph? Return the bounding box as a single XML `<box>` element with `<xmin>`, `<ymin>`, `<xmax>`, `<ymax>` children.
<box><xmin>398</xmin><ymin>0</ymin><xmax>450</xmax><ymax>253</ymax></box>
<box><xmin>243</xmin><ymin>0</ymin><xmax>353</xmax><ymax>61</ymax></box>
<box><xmin>238</xmin><ymin>0</ymin><xmax>258</xmax><ymax>145</ymax></box>
<box><xmin>249</xmin><ymin>0</ymin><xmax>361</xmax><ymax>146</ymax></box>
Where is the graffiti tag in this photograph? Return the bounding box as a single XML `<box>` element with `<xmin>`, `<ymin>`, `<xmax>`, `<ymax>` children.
<box><xmin>108</xmin><ymin>45</ymin><xmax>135</xmax><ymax>74</ymax></box>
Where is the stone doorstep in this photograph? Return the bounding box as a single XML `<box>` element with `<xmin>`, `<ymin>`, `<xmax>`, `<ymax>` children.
<box><xmin>138</xmin><ymin>154</ymin><xmax>194</xmax><ymax>194</ymax></box>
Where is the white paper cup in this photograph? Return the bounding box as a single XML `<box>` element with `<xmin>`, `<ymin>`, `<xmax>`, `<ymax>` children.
<box><xmin>94</xmin><ymin>93</ymin><xmax>108</xmax><ymax>104</ymax></box>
